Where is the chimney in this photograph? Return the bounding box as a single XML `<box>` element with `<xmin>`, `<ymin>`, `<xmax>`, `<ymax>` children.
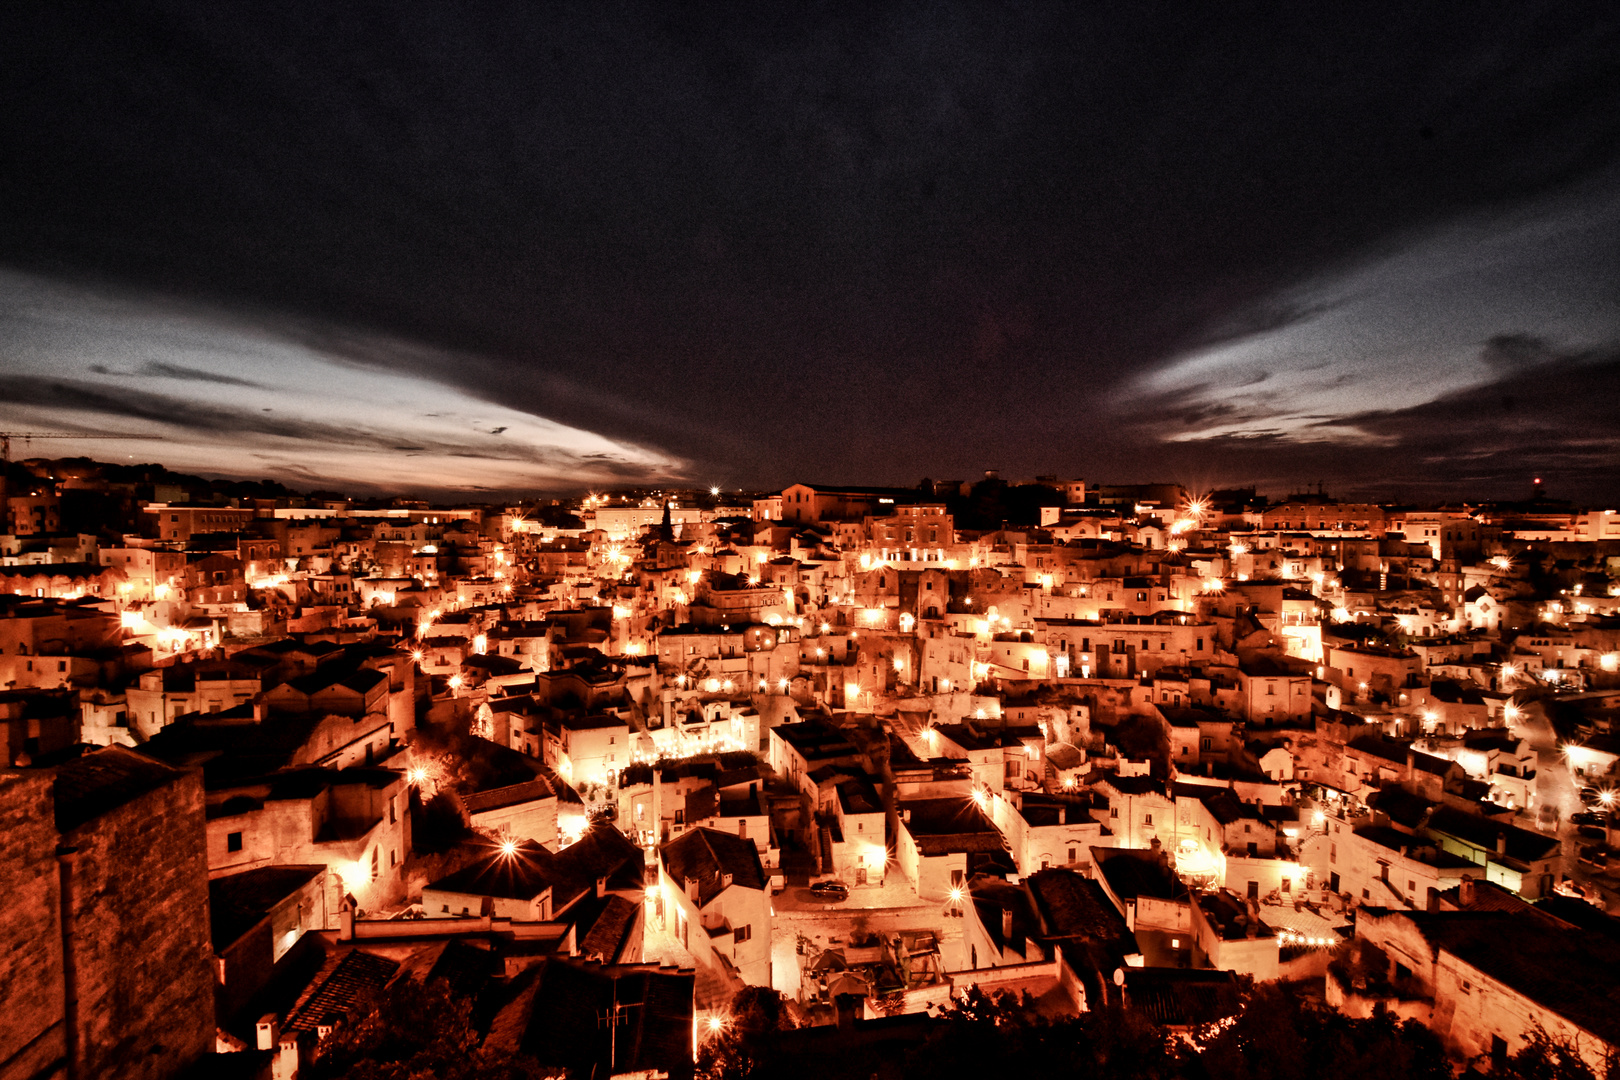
<box><xmin>1405</xmin><ymin>749</ymin><xmax>1416</xmax><ymax>779</ymax></box>
<box><xmin>1059</xmin><ymin>806</ymin><xmax>1067</xmax><ymax>825</ymax></box>
<box><xmin>686</xmin><ymin>876</ymin><xmax>700</xmax><ymax>903</ymax></box>
<box><xmin>596</xmin><ymin>875</ymin><xmax>608</xmax><ymax>898</ymax></box>
<box><xmin>255</xmin><ymin>1014</ymin><xmax>279</xmax><ymax>1051</ymax></box>
<box><xmin>1495</xmin><ymin>833</ymin><xmax>1507</xmax><ymax>856</ymax></box>
<box><xmin>1459</xmin><ymin>875</ymin><xmax>1475</xmax><ymax>907</ymax></box>
<box><xmin>1002</xmin><ymin>907</ymin><xmax>1014</xmax><ymax>940</ymax></box>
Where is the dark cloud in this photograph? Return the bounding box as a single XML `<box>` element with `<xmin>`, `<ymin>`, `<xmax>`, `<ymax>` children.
<box><xmin>0</xmin><ymin>373</ymin><xmax>662</xmax><ymax>482</ymax></box>
<box><xmin>2</xmin><ymin>4</ymin><xmax>1618</xmax><ymax>494</ymax></box>
<box><xmin>2</xmin><ymin>373</ymin><xmax>405</xmax><ymax>447</ymax></box>
<box><xmin>138</xmin><ymin>360</ymin><xmax>266</xmax><ymax>387</ymax></box>
<box><xmin>88</xmin><ymin>360</ymin><xmax>266</xmax><ymax>387</ymax></box>
<box><xmin>1477</xmin><ymin>333</ymin><xmax>1563</xmax><ymax>375</ymax></box>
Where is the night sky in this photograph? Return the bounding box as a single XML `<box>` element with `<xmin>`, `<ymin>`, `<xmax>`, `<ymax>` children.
<box><xmin>2</xmin><ymin>4</ymin><xmax>1618</xmax><ymax>499</ymax></box>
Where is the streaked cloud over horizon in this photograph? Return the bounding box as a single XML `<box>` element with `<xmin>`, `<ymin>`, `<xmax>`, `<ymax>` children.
<box><xmin>0</xmin><ymin>271</ymin><xmax>684</xmax><ymax>494</ymax></box>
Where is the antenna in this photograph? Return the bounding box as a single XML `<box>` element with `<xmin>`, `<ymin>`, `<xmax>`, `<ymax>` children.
<box><xmin>597</xmin><ymin>987</ymin><xmax>639</xmax><ymax>1071</ymax></box>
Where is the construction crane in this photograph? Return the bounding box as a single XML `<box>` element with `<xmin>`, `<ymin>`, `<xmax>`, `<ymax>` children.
<box><xmin>1</xmin><ymin>431</ymin><xmax>164</xmax><ymax>463</ymax></box>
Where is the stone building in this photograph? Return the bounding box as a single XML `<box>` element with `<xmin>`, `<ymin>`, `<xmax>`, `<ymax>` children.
<box><xmin>0</xmin><ymin>746</ymin><xmax>214</xmax><ymax>1080</ymax></box>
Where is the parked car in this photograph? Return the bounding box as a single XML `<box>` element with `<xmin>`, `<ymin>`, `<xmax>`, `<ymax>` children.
<box><xmin>1580</xmin><ymin>787</ymin><xmax>1606</xmax><ymax>807</ymax></box>
<box><xmin>1579</xmin><ymin>845</ymin><xmax>1609</xmax><ymax>868</ymax></box>
<box><xmin>1578</xmin><ymin>823</ymin><xmax>1609</xmax><ymax>840</ymax></box>
<box><xmin>1571</xmin><ymin>810</ymin><xmax>1607</xmax><ymax>827</ymax></box>
<box><xmin>809</xmin><ymin>880</ymin><xmax>850</xmax><ymax>901</ymax></box>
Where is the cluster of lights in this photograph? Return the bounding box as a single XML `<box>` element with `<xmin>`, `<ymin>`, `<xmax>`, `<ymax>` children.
<box><xmin>1277</xmin><ymin>930</ymin><xmax>1333</xmax><ymax>948</ymax></box>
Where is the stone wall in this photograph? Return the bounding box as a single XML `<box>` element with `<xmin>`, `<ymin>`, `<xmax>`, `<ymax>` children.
<box><xmin>0</xmin><ymin>769</ymin><xmax>66</xmax><ymax>1080</ymax></box>
<box><xmin>60</xmin><ymin>767</ymin><xmax>214</xmax><ymax>1080</ymax></box>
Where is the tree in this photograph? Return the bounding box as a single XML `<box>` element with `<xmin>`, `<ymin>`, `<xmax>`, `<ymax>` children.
<box><xmin>1484</xmin><ymin>1024</ymin><xmax>1618</xmax><ymax>1080</ymax></box>
<box><xmin>901</xmin><ymin>986</ymin><xmax>1183</xmax><ymax>1080</ymax></box>
<box><xmin>697</xmin><ymin>986</ymin><xmax>799</xmax><ymax>1080</ymax></box>
<box><xmin>1193</xmin><ymin>982</ymin><xmax>1451</xmax><ymax>1080</ymax></box>
<box><xmin>308</xmin><ymin>974</ymin><xmax>556</xmax><ymax>1080</ymax></box>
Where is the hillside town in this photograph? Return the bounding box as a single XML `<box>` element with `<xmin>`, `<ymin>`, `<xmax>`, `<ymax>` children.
<box><xmin>7</xmin><ymin>459</ymin><xmax>1620</xmax><ymax>1079</ymax></box>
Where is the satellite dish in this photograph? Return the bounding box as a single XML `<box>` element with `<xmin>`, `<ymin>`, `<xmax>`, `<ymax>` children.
<box><xmin>1113</xmin><ymin>967</ymin><xmax>1126</xmax><ymax>986</ymax></box>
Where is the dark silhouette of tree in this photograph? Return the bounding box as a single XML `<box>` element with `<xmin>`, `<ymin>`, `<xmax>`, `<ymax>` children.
<box><xmin>1192</xmin><ymin>983</ymin><xmax>1451</xmax><ymax>1080</ymax></box>
<box><xmin>1483</xmin><ymin>1024</ymin><xmax>1617</xmax><ymax>1080</ymax></box>
<box><xmin>307</xmin><ymin>974</ymin><xmax>555</xmax><ymax>1080</ymax></box>
<box><xmin>902</xmin><ymin>986</ymin><xmax>1182</xmax><ymax>1080</ymax></box>
<box><xmin>698</xmin><ymin>986</ymin><xmax>800</xmax><ymax>1080</ymax></box>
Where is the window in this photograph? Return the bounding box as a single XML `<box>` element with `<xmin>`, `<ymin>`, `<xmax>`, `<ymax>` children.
<box><xmin>1329</xmin><ymin>843</ymin><xmax>1336</xmax><ymax>863</ymax></box>
<box><xmin>370</xmin><ymin>847</ymin><xmax>379</xmax><ymax>880</ymax></box>
<box><xmin>1144</xmin><ymin>813</ymin><xmax>1154</xmax><ymax>826</ymax></box>
<box><xmin>1110</xmin><ymin>807</ymin><xmax>1119</xmax><ymax>819</ymax></box>
<box><xmin>391</xmin><ymin>849</ymin><xmax>397</xmax><ymax>867</ymax></box>
<box><xmin>1068</xmin><ymin>847</ymin><xmax>1076</xmax><ymax>862</ymax></box>
<box><xmin>227</xmin><ymin>832</ymin><xmax>243</xmax><ymax>852</ymax></box>
<box><xmin>389</xmin><ymin>798</ymin><xmax>396</xmax><ymax>825</ymax></box>
<box><xmin>734</xmin><ymin>924</ymin><xmax>751</xmax><ymax>943</ymax></box>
